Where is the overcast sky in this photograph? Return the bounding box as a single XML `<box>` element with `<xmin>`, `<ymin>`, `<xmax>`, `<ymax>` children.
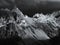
<box><xmin>0</xmin><ymin>0</ymin><xmax>60</xmax><ymax>8</ymax></box>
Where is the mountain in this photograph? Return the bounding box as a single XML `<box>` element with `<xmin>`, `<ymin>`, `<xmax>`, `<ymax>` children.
<box><xmin>0</xmin><ymin>7</ymin><xmax>60</xmax><ymax>45</ymax></box>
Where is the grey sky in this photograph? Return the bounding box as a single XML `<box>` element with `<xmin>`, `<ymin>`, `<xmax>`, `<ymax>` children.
<box><xmin>0</xmin><ymin>0</ymin><xmax>60</xmax><ymax>8</ymax></box>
